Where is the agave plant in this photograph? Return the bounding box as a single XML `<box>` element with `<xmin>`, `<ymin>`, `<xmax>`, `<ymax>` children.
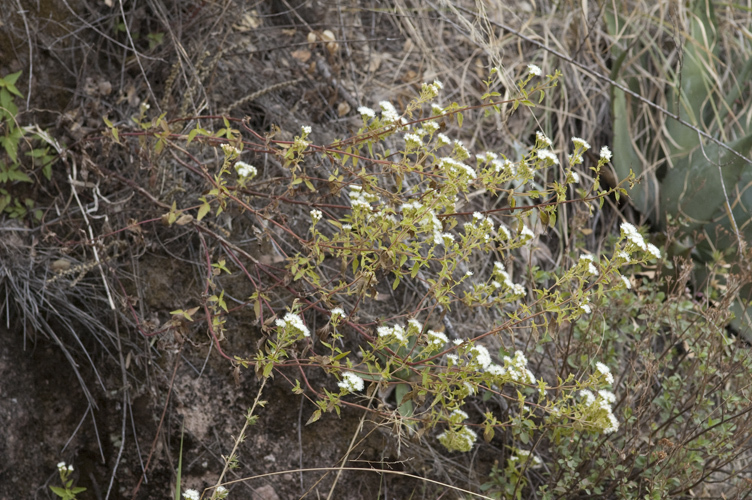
<box><xmin>607</xmin><ymin>0</ymin><xmax>752</xmax><ymax>337</ymax></box>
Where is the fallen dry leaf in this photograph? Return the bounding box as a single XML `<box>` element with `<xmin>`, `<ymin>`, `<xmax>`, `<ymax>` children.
<box><xmin>291</xmin><ymin>49</ymin><xmax>311</xmax><ymax>63</ymax></box>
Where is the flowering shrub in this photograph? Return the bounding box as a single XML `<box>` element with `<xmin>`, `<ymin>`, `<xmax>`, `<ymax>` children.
<box><xmin>102</xmin><ymin>63</ymin><xmax>752</xmax><ymax>498</ymax></box>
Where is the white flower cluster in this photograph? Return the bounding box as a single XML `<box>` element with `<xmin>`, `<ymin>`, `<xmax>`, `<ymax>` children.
<box><xmin>463</xmin><ymin>211</ymin><xmax>494</xmax><ymax>244</ymax></box>
<box><xmin>431</xmin><ymin>103</ymin><xmax>444</xmax><ymax>116</ymax></box>
<box><xmin>619</xmin><ymin>274</ymin><xmax>631</xmax><ymax>289</ymax></box>
<box><xmin>512</xmin><ymin>449</ymin><xmax>543</xmax><ymax>468</ymax></box>
<box><xmin>215</xmin><ymin>486</ymin><xmax>228</xmax><ymax>499</ymax></box>
<box><xmin>399</xmin><ymin>201</ymin><xmax>452</xmax><ymax>246</ymax></box>
<box><xmin>417</xmin><ymin>120</ymin><xmax>439</xmax><ymax>135</ymax></box>
<box><xmin>338</xmin><ymin>371</ymin><xmax>365</xmax><ymax>393</ymax></box>
<box><xmin>222</xmin><ymin>144</ymin><xmax>241</xmax><ymax>157</ymax></box>
<box><xmin>572</xmin><ymin>137</ymin><xmax>591</xmax><ymax>150</ymax></box>
<box><xmin>183</xmin><ymin>490</ymin><xmax>200</xmax><ymax>500</ymax></box>
<box><xmin>57</xmin><ymin>461</ymin><xmax>74</xmax><ymax>473</ymax></box>
<box><xmin>520</xmin><ymin>224</ymin><xmax>535</xmax><ymax>242</ymax></box>
<box><xmin>357</xmin><ymin>106</ymin><xmax>376</xmax><ymax>119</ymax></box>
<box><xmin>301</xmin><ymin>125</ymin><xmax>312</xmax><ymax>135</ymax></box>
<box><xmin>579</xmin><ymin>298</ymin><xmax>591</xmax><ymax>314</ymax></box>
<box><xmin>579</xmin><ymin>389</ymin><xmax>619</xmax><ymax>434</ymax></box>
<box><xmin>421</xmin><ymin>79</ymin><xmax>444</xmax><ymax>99</ymax></box>
<box><xmin>436</xmin><ymin>132</ymin><xmax>451</xmax><ymax>147</ymax></box>
<box><xmin>495</xmin><ymin>350</ymin><xmax>536</xmax><ymax>384</ymax></box>
<box><xmin>600</xmin><ymin>146</ymin><xmax>612</xmax><ymax>162</ymax></box>
<box><xmin>377</xmin><ymin>323</ymin><xmax>407</xmax><ymax>344</ymax></box>
<box><xmin>453</xmin><ymin>140</ymin><xmax>470</xmax><ymax>160</ymax></box>
<box><xmin>438</xmin><ymin>409</ymin><xmax>477</xmax><ymax>452</ymax></box>
<box><xmin>349</xmin><ymin>185</ymin><xmax>379</xmax><ymax>211</ymax></box>
<box><xmin>536</xmin><ymin>131</ymin><xmax>552</xmax><ymax>147</ymax></box>
<box><xmin>427</xmin><ymin>329</ymin><xmax>449</xmax><ymax>349</ymax></box>
<box><xmin>492</xmin><ymin>158</ymin><xmax>517</xmax><ymax>176</ymax></box>
<box><xmin>234</xmin><ymin>161</ymin><xmax>257</xmax><ymax>179</ymax></box>
<box><xmin>403</xmin><ymin>132</ymin><xmax>421</xmax><ymax>149</ymax></box>
<box><xmin>579</xmin><ymin>254</ymin><xmax>599</xmax><ymax>276</ymax></box>
<box><xmin>275</xmin><ymin>312</ymin><xmax>310</xmax><ymax>338</ymax></box>
<box><xmin>527</xmin><ymin>64</ymin><xmax>542</xmax><ymax>76</ymax></box>
<box><xmin>537</xmin><ymin>149</ymin><xmax>559</xmax><ymax>165</ymax></box>
<box><xmin>310</xmin><ymin>209</ymin><xmax>322</xmax><ymax>224</ymax></box>
<box><xmin>478</xmin><ymin>151</ymin><xmax>498</xmax><ymax>163</ymax></box>
<box><xmin>438</xmin><ymin>157</ymin><xmax>477</xmax><ymax>190</ymax></box>
<box><xmin>330</xmin><ymin>307</ymin><xmax>345</xmax><ymax>320</ymax></box>
<box><xmin>620</xmin><ymin>222</ymin><xmax>661</xmax><ymax>259</ymax></box>
<box><xmin>595</xmin><ymin>361</ymin><xmax>615</xmax><ymax>385</ymax></box>
<box><xmin>468</xmin><ymin>344</ymin><xmax>492</xmax><ymax>369</ymax></box>
<box><xmin>379</xmin><ymin>101</ymin><xmax>404</xmax><ymax>124</ymax></box>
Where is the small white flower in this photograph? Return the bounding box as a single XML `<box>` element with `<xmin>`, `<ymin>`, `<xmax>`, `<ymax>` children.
<box><xmin>407</xmin><ymin>318</ymin><xmax>423</xmax><ymax>335</ymax></box>
<box><xmin>427</xmin><ymin>330</ymin><xmax>449</xmax><ymax>347</ymax></box>
<box><xmin>235</xmin><ymin>161</ymin><xmax>258</xmax><ymax>179</ymax></box>
<box><xmin>479</xmin><ymin>151</ymin><xmax>498</xmax><ymax>163</ymax></box>
<box><xmin>422</xmin><ymin>121</ymin><xmax>439</xmax><ymax>134</ymax></box>
<box><xmin>446</xmin><ymin>354</ymin><xmax>459</xmax><ymax>366</ymax></box>
<box><xmin>338</xmin><ymin>371</ymin><xmax>365</xmax><ymax>393</ymax></box>
<box><xmin>580</xmin><ymin>389</ymin><xmax>596</xmax><ymax>406</ymax></box>
<box><xmin>330</xmin><ymin>307</ymin><xmax>345</xmax><ymax>319</ymax></box>
<box><xmin>600</xmin><ymin>146</ymin><xmax>612</xmax><ymax>162</ymax></box>
<box><xmin>604</xmin><ymin>413</ymin><xmax>620</xmax><ymax>434</ymax></box>
<box><xmin>404</xmin><ymin>133</ymin><xmax>421</xmax><ymax>147</ymax></box>
<box><xmin>431</xmin><ymin>103</ymin><xmax>444</xmax><ymax>115</ymax></box>
<box><xmin>57</xmin><ymin>462</ymin><xmax>67</xmax><ymax>470</ymax></box>
<box><xmin>537</xmin><ymin>149</ymin><xmax>559</xmax><ymax>165</ymax></box>
<box><xmin>302</xmin><ymin>125</ymin><xmax>312</xmax><ymax>135</ymax></box>
<box><xmin>486</xmin><ymin>364</ymin><xmax>506</xmax><ymax>377</ymax></box>
<box><xmin>379</xmin><ymin>101</ymin><xmax>400</xmax><ymax>123</ymax></box>
<box><xmin>646</xmin><ymin>243</ymin><xmax>661</xmax><ymax>260</ymax></box>
<box><xmin>277</xmin><ymin>312</ymin><xmax>310</xmax><ymax>338</ymax></box>
<box><xmin>216</xmin><ymin>486</ymin><xmax>228</xmax><ymax>497</ymax></box>
<box><xmin>469</xmin><ymin>344</ymin><xmax>492</xmax><ymax>369</ymax></box>
<box><xmin>620</xmin><ymin>275</ymin><xmax>631</xmax><ymax>289</ymax></box>
<box><xmin>357</xmin><ymin>106</ymin><xmax>376</xmax><ymax>119</ymax></box>
<box><xmin>453</xmin><ymin>140</ymin><xmax>469</xmax><ymax>158</ymax></box>
<box><xmin>596</xmin><ymin>362</ymin><xmax>615</xmax><ymax>385</ymax></box>
<box><xmin>433</xmin><ymin>79</ymin><xmax>444</xmax><ymax>90</ymax></box>
<box><xmin>580</xmin><ymin>302</ymin><xmax>591</xmax><ymax>314</ymax></box>
<box><xmin>572</xmin><ymin>137</ymin><xmax>591</xmax><ymax>150</ymax></box>
<box><xmin>183</xmin><ymin>490</ymin><xmax>200</xmax><ymax>500</ymax></box>
<box><xmin>527</xmin><ymin>64</ymin><xmax>542</xmax><ymax>76</ymax></box>
<box><xmin>620</xmin><ymin>222</ymin><xmax>638</xmax><ymax>236</ymax></box>
<box><xmin>377</xmin><ymin>324</ymin><xmax>406</xmax><ymax>343</ymax></box>
<box><xmin>536</xmin><ymin>131</ymin><xmax>552</xmax><ymax>147</ymax></box>
<box><xmin>310</xmin><ymin>209</ymin><xmax>322</xmax><ymax>223</ymax></box>
<box><xmin>341</xmin><ymin>224</ymin><xmax>352</xmax><ymax>232</ymax></box>
<box><xmin>569</xmin><ymin>170</ymin><xmax>580</xmax><ymax>183</ymax></box>
<box><xmin>598</xmin><ymin>390</ymin><xmax>616</xmax><ymax>404</ymax></box>
<box><xmin>520</xmin><ymin>225</ymin><xmax>534</xmax><ymax>241</ymax></box>
<box><xmin>436</xmin><ymin>133</ymin><xmax>451</xmax><ymax>147</ymax></box>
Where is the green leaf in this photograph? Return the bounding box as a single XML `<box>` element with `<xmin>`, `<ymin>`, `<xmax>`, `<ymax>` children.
<box><xmin>49</xmin><ymin>486</ymin><xmax>67</xmax><ymax>498</ymax></box>
<box><xmin>197</xmin><ymin>202</ymin><xmax>211</xmax><ymax>221</ymax></box>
